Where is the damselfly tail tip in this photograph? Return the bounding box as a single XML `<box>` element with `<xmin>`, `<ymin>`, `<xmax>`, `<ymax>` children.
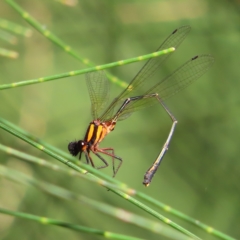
<box><xmin>142</xmin><ymin>177</ymin><xmax>151</xmax><ymax>187</ymax></box>
<box><xmin>143</xmin><ymin>181</ymin><xmax>150</xmax><ymax>187</ymax></box>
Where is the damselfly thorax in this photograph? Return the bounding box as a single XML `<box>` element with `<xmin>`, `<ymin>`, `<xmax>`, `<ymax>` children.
<box><xmin>83</xmin><ymin>120</ymin><xmax>116</xmax><ymax>147</ymax></box>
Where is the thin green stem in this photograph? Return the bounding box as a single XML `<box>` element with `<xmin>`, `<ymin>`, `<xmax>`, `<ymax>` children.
<box><xmin>0</xmin><ymin>207</ymin><xmax>142</xmax><ymax>240</ymax></box>
<box><xmin>0</xmin><ymin>29</ymin><xmax>18</xmax><ymax>44</ymax></box>
<box><xmin>0</xmin><ymin>118</ymin><xmax>71</xmax><ymax>160</ymax></box>
<box><xmin>0</xmin><ymin>17</ymin><xmax>32</xmax><ymax>37</ymax></box>
<box><xmin>0</xmin><ymin>143</ymin><xmax>128</xmax><ymax>191</ymax></box>
<box><xmin>0</xmin><ymin>48</ymin><xmax>174</xmax><ymax>90</ymax></box>
<box><xmin>136</xmin><ymin>192</ymin><xmax>236</xmax><ymax>240</ymax></box>
<box><xmin>0</xmin><ymin>47</ymin><xmax>18</xmax><ymax>58</ymax></box>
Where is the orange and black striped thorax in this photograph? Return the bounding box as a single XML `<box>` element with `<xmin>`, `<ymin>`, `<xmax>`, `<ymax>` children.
<box><xmin>84</xmin><ymin>119</ymin><xmax>116</xmax><ymax>148</ymax></box>
<box><xmin>68</xmin><ymin>119</ymin><xmax>116</xmax><ymax>157</ymax></box>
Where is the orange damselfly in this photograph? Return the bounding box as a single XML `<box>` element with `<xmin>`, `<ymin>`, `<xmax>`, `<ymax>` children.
<box><xmin>68</xmin><ymin>26</ymin><xmax>214</xmax><ymax>186</ymax></box>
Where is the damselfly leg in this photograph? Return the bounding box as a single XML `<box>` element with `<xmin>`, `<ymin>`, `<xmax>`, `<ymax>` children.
<box><xmin>81</xmin><ymin>146</ymin><xmax>122</xmax><ymax>177</ymax></box>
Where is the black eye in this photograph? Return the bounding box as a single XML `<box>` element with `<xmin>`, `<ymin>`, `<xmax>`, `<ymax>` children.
<box><xmin>68</xmin><ymin>141</ymin><xmax>79</xmax><ymax>156</ymax></box>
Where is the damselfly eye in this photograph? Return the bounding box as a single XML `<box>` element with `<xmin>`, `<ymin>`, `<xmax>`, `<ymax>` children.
<box><xmin>68</xmin><ymin>141</ymin><xmax>79</xmax><ymax>156</ymax></box>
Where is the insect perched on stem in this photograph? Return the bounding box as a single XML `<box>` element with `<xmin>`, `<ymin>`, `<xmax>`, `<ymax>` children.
<box><xmin>68</xmin><ymin>26</ymin><xmax>214</xmax><ymax>186</ymax></box>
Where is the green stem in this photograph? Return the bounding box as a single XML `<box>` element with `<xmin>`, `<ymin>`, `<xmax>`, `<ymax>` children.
<box><xmin>0</xmin><ymin>207</ymin><xmax>143</xmax><ymax>240</ymax></box>
<box><xmin>0</xmin><ymin>48</ymin><xmax>174</xmax><ymax>90</ymax></box>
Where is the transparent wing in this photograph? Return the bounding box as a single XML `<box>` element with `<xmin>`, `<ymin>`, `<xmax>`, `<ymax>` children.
<box><xmin>99</xmin><ymin>25</ymin><xmax>191</xmax><ymax>121</ymax></box>
<box><xmin>85</xmin><ymin>71</ymin><xmax>110</xmax><ymax>119</ymax></box>
<box><xmin>153</xmin><ymin>55</ymin><xmax>214</xmax><ymax>100</ymax></box>
<box><xmin>114</xmin><ymin>54</ymin><xmax>214</xmax><ymax>120</ymax></box>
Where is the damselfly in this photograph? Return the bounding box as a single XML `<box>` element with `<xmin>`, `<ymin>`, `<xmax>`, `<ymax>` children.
<box><xmin>68</xmin><ymin>26</ymin><xmax>214</xmax><ymax>186</ymax></box>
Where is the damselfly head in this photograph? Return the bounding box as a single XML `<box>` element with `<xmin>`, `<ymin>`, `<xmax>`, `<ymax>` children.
<box><xmin>68</xmin><ymin>141</ymin><xmax>80</xmax><ymax>156</ymax></box>
<box><xmin>68</xmin><ymin>140</ymin><xmax>88</xmax><ymax>158</ymax></box>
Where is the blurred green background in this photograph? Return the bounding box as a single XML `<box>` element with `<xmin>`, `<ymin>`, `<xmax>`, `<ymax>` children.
<box><xmin>0</xmin><ymin>0</ymin><xmax>239</xmax><ymax>239</ymax></box>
